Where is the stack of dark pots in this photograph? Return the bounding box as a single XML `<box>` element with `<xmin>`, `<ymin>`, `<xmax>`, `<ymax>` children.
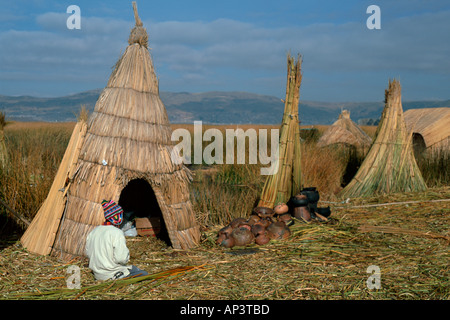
<box><xmin>216</xmin><ymin>206</ymin><xmax>292</xmax><ymax>249</ymax></box>
<box><xmin>216</xmin><ymin>187</ymin><xmax>332</xmax><ymax>248</ymax></box>
<box><xmin>288</xmin><ymin>187</ymin><xmax>331</xmax><ymax>222</ymax></box>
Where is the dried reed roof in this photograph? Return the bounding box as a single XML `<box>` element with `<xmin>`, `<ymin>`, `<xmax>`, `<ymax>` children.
<box><xmin>404</xmin><ymin>107</ymin><xmax>450</xmax><ymax>152</ymax></box>
<box><xmin>21</xmin><ymin>2</ymin><xmax>200</xmax><ymax>260</ymax></box>
<box><xmin>339</xmin><ymin>79</ymin><xmax>427</xmax><ymax>198</ymax></box>
<box><xmin>317</xmin><ymin>110</ymin><xmax>372</xmax><ymax>151</ymax></box>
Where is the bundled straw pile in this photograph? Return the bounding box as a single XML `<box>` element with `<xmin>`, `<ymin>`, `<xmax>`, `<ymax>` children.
<box><xmin>340</xmin><ymin>79</ymin><xmax>427</xmax><ymax>198</ymax></box>
<box><xmin>257</xmin><ymin>54</ymin><xmax>303</xmax><ymax>208</ymax></box>
<box><xmin>21</xmin><ymin>2</ymin><xmax>200</xmax><ymax>260</ymax></box>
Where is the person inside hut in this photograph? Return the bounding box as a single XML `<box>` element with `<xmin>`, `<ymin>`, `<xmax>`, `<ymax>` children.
<box><xmin>85</xmin><ymin>199</ymin><xmax>148</xmax><ymax>281</ymax></box>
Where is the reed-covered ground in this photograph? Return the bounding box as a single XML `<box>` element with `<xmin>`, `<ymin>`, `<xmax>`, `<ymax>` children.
<box><xmin>0</xmin><ymin>122</ymin><xmax>448</xmax><ymax>300</ymax></box>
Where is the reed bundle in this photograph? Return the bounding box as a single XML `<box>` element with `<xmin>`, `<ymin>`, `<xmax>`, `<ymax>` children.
<box><xmin>339</xmin><ymin>79</ymin><xmax>427</xmax><ymax>198</ymax></box>
<box><xmin>257</xmin><ymin>54</ymin><xmax>303</xmax><ymax>208</ymax></box>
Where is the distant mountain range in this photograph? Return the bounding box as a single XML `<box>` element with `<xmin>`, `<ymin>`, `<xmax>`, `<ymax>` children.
<box><xmin>1</xmin><ymin>89</ymin><xmax>449</xmax><ymax>125</ymax></box>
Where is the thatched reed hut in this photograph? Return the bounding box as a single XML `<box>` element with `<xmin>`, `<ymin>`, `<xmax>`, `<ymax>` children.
<box><xmin>258</xmin><ymin>54</ymin><xmax>303</xmax><ymax>208</ymax></box>
<box><xmin>316</xmin><ymin>110</ymin><xmax>372</xmax><ymax>153</ymax></box>
<box><xmin>339</xmin><ymin>79</ymin><xmax>427</xmax><ymax>198</ymax></box>
<box><xmin>21</xmin><ymin>3</ymin><xmax>200</xmax><ymax>260</ymax></box>
<box><xmin>404</xmin><ymin>107</ymin><xmax>450</xmax><ymax>157</ymax></box>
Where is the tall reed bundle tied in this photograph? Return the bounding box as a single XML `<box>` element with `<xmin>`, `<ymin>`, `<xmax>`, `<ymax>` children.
<box><xmin>339</xmin><ymin>79</ymin><xmax>427</xmax><ymax>198</ymax></box>
<box><xmin>258</xmin><ymin>54</ymin><xmax>303</xmax><ymax>208</ymax></box>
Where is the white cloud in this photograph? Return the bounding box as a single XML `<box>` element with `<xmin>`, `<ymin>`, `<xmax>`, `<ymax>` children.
<box><xmin>0</xmin><ymin>8</ymin><xmax>449</xmax><ymax>99</ymax></box>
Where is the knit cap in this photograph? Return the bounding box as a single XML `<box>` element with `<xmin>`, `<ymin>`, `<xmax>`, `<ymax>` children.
<box><xmin>101</xmin><ymin>200</ymin><xmax>123</xmax><ymax>226</ymax></box>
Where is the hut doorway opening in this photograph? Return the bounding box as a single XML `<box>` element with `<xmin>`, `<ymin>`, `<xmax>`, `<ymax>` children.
<box><xmin>118</xmin><ymin>178</ymin><xmax>171</xmax><ymax>246</ymax></box>
<box><xmin>412</xmin><ymin>133</ymin><xmax>426</xmax><ymax>160</ymax></box>
<box><xmin>341</xmin><ymin>145</ymin><xmax>365</xmax><ymax>187</ymax></box>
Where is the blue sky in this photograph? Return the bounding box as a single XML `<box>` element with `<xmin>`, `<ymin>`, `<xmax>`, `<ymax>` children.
<box><xmin>1</xmin><ymin>0</ymin><xmax>449</xmax><ymax>102</ymax></box>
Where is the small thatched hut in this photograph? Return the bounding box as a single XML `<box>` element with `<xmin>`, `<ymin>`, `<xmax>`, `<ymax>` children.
<box><xmin>404</xmin><ymin>107</ymin><xmax>450</xmax><ymax>156</ymax></box>
<box><xmin>339</xmin><ymin>79</ymin><xmax>427</xmax><ymax>198</ymax></box>
<box><xmin>316</xmin><ymin>110</ymin><xmax>372</xmax><ymax>153</ymax></box>
<box><xmin>21</xmin><ymin>2</ymin><xmax>200</xmax><ymax>260</ymax></box>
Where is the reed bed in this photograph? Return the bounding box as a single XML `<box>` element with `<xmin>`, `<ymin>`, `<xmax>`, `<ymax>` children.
<box><xmin>0</xmin><ymin>122</ymin><xmax>74</xmax><ymax>235</ymax></box>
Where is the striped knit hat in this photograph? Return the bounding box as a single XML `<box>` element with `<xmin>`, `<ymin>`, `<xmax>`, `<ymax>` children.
<box><xmin>101</xmin><ymin>200</ymin><xmax>123</xmax><ymax>226</ymax></box>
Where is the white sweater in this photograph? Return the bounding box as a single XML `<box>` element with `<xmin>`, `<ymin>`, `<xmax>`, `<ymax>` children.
<box><xmin>85</xmin><ymin>225</ymin><xmax>131</xmax><ymax>281</ymax></box>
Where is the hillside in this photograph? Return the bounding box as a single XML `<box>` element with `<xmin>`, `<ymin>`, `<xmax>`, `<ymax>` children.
<box><xmin>1</xmin><ymin>90</ymin><xmax>449</xmax><ymax>125</ymax></box>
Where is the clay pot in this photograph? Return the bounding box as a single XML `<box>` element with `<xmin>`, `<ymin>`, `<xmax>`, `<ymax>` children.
<box><xmin>239</xmin><ymin>222</ymin><xmax>252</xmax><ymax>231</ymax></box>
<box><xmin>274</xmin><ymin>203</ymin><xmax>289</xmax><ymax>215</ymax></box>
<box><xmin>247</xmin><ymin>214</ymin><xmax>261</xmax><ymax>225</ymax></box>
<box><xmin>316</xmin><ymin>206</ymin><xmax>331</xmax><ymax>218</ymax></box>
<box><xmin>216</xmin><ymin>232</ymin><xmax>228</xmax><ymax>245</ymax></box>
<box><xmin>289</xmin><ymin>195</ymin><xmax>309</xmax><ymax>207</ymax></box>
<box><xmin>251</xmin><ymin>223</ymin><xmax>266</xmax><ymax>237</ymax></box>
<box><xmin>301</xmin><ymin>187</ymin><xmax>320</xmax><ymax>203</ymax></box>
<box><xmin>277</xmin><ymin>213</ymin><xmax>293</xmax><ymax>225</ymax></box>
<box><xmin>230</xmin><ymin>217</ymin><xmax>247</xmax><ymax>229</ymax></box>
<box><xmin>300</xmin><ymin>187</ymin><xmax>320</xmax><ymax>214</ymax></box>
<box><xmin>219</xmin><ymin>236</ymin><xmax>235</xmax><ymax>248</ymax></box>
<box><xmin>294</xmin><ymin>206</ymin><xmax>311</xmax><ymax>222</ymax></box>
<box><xmin>253</xmin><ymin>207</ymin><xmax>275</xmax><ymax>219</ymax></box>
<box><xmin>255</xmin><ymin>232</ymin><xmax>270</xmax><ymax>245</ymax></box>
<box><xmin>266</xmin><ymin>221</ymin><xmax>291</xmax><ymax>240</ymax></box>
<box><xmin>218</xmin><ymin>225</ymin><xmax>233</xmax><ymax>237</ymax></box>
<box><xmin>255</xmin><ymin>217</ymin><xmax>272</xmax><ymax>228</ymax></box>
<box><xmin>230</xmin><ymin>227</ymin><xmax>255</xmax><ymax>247</ymax></box>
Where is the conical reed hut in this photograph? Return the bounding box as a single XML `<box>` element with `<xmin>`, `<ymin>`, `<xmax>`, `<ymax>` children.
<box><xmin>317</xmin><ymin>109</ymin><xmax>372</xmax><ymax>154</ymax></box>
<box><xmin>257</xmin><ymin>54</ymin><xmax>303</xmax><ymax>208</ymax></box>
<box><xmin>339</xmin><ymin>79</ymin><xmax>427</xmax><ymax>198</ymax></box>
<box><xmin>21</xmin><ymin>2</ymin><xmax>200</xmax><ymax>260</ymax></box>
